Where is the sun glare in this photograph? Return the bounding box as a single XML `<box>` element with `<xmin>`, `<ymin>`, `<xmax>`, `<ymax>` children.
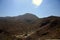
<box><xmin>32</xmin><ymin>0</ymin><xmax>43</xmax><ymax>7</ymax></box>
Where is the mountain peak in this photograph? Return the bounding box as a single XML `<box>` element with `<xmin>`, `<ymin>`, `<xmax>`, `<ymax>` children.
<box><xmin>22</xmin><ymin>13</ymin><xmax>38</xmax><ymax>17</ymax></box>
<box><xmin>23</xmin><ymin>13</ymin><xmax>33</xmax><ymax>15</ymax></box>
<box><xmin>17</xmin><ymin>13</ymin><xmax>38</xmax><ymax>19</ymax></box>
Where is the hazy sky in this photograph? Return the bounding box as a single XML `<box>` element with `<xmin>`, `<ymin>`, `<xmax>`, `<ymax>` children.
<box><xmin>0</xmin><ymin>0</ymin><xmax>60</xmax><ymax>18</ymax></box>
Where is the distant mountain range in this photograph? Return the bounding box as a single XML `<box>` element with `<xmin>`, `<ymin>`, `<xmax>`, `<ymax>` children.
<box><xmin>0</xmin><ymin>13</ymin><xmax>60</xmax><ymax>40</ymax></box>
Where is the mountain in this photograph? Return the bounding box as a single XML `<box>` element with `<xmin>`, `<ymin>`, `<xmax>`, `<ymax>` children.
<box><xmin>0</xmin><ymin>13</ymin><xmax>38</xmax><ymax>23</ymax></box>
<box><xmin>14</xmin><ymin>13</ymin><xmax>39</xmax><ymax>23</ymax></box>
<box><xmin>0</xmin><ymin>13</ymin><xmax>39</xmax><ymax>34</ymax></box>
<box><xmin>0</xmin><ymin>14</ymin><xmax>60</xmax><ymax>40</ymax></box>
<box><xmin>16</xmin><ymin>13</ymin><xmax>38</xmax><ymax>20</ymax></box>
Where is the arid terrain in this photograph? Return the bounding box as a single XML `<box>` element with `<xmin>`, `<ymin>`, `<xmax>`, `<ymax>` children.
<box><xmin>0</xmin><ymin>13</ymin><xmax>60</xmax><ymax>40</ymax></box>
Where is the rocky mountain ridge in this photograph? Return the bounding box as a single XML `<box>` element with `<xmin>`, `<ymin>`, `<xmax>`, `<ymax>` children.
<box><xmin>0</xmin><ymin>13</ymin><xmax>60</xmax><ymax>40</ymax></box>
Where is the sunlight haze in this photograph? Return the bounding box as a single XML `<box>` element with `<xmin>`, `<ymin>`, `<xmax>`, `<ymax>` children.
<box><xmin>0</xmin><ymin>0</ymin><xmax>60</xmax><ymax>18</ymax></box>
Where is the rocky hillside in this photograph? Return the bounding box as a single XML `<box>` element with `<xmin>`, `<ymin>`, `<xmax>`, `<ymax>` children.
<box><xmin>0</xmin><ymin>13</ymin><xmax>60</xmax><ymax>40</ymax></box>
<box><xmin>24</xmin><ymin>16</ymin><xmax>60</xmax><ymax>40</ymax></box>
